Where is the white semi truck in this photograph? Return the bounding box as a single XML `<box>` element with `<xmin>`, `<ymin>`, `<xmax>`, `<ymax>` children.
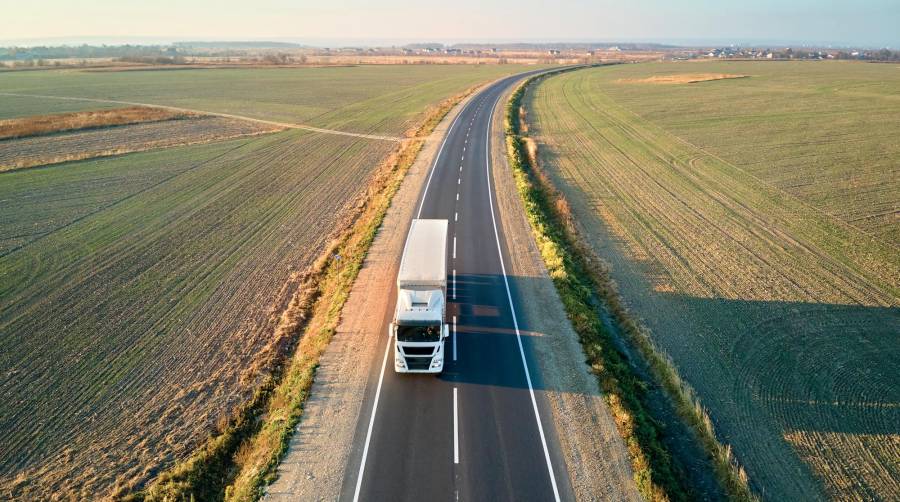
<box><xmin>391</xmin><ymin>219</ymin><xmax>449</xmax><ymax>373</ymax></box>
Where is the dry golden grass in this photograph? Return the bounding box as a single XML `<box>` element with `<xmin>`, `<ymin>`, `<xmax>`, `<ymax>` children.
<box><xmin>618</xmin><ymin>73</ymin><xmax>749</xmax><ymax>84</ymax></box>
<box><xmin>0</xmin><ymin>116</ymin><xmax>281</xmax><ymax>172</ymax></box>
<box><xmin>0</xmin><ymin>106</ymin><xmax>192</xmax><ymax>140</ymax></box>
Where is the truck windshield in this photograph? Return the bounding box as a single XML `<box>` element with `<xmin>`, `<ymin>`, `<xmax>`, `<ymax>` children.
<box><xmin>397</xmin><ymin>324</ymin><xmax>441</xmax><ymax>343</ymax></box>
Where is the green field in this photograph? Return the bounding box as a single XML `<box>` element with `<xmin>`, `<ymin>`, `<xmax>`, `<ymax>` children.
<box><xmin>525</xmin><ymin>61</ymin><xmax>899</xmax><ymax>500</ymax></box>
<box><xmin>0</xmin><ymin>65</ymin><xmax>525</xmax><ymax>135</ymax></box>
<box><xmin>0</xmin><ymin>64</ymin><xmax>531</xmax><ymax>499</ymax></box>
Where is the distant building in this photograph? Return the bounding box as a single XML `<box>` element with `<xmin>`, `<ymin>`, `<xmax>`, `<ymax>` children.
<box><xmin>547</xmin><ymin>49</ymin><xmax>561</xmax><ymax>55</ymax></box>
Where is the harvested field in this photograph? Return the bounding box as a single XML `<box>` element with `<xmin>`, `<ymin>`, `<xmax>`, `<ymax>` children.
<box><xmin>0</xmin><ymin>115</ymin><xmax>281</xmax><ymax>171</ymax></box>
<box><xmin>525</xmin><ymin>62</ymin><xmax>899</xmax><ymax>500</ymax></box>
<box><xmin>0</xmin><ymin>106</ymin><xmax>191</xmax><ymax>140</ymax></box>
<box><xmin>0</xmin><ymin>130</ymin><xmax>396</xmax><ymax>499</ymax></box>
<box><xmin>0</xmin><ymin>64</ymin><xmax>533</xmax><ymax>499</ymax></box>
<box><xmin>617</xmin><ymin>73</ymin><xmax>749</xmax><ymax>84</ymax></box>
<box><xmin>0</xmin><ymin>65</ymin><xmax>534</xmax><ymax>135</ymax></box>
<box><xmin>606</xmin><ymin>61</ymin><xmax>900</xmax><ymax>243</ymax></box>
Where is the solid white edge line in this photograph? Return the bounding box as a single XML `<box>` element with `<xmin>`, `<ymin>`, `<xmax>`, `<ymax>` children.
<box><xmin>452</xmin><ymin>315</ymin><xmax>458</xmax><ymax>361</ymax></box>
<box><xmin>355</xmin><ymin>93</ymin><xmax>475</xmax><ymax>502</ymax></box>
<box><xmin>483</xmin><ymin>89</ymin><xmax>561</xmax><ymax>502</ymax></box>
<box><xmin>352</xmin><ymin>332</ymin><xmax>393</xmax><ymax>502</ymax></box>
<box><xmin>453</xmin><ymin>387</ymin><xmax>460</xmax><ymax>464</ymax></box>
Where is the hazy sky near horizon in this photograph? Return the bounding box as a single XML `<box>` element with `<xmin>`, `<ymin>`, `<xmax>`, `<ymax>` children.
<box><xmin>5</xmin><ymin>0</ymin><xmax>899</xmax><ymax>47</ymax></box>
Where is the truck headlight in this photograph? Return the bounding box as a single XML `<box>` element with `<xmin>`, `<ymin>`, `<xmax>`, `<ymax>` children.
<box><xmin>395</xmin><ymin>356</ymin><xmax>406</xmax><ymax>367</ymax></box>
<box><xmin>431</xmin><ymin>357</ymin><xmax>442</xmax><ymax>367</ymax></box>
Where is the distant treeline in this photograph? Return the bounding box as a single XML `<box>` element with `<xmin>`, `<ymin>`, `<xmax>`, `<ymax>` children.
<box><xmin>0</xmin><ymin>44</ymin><xmax>177</xmax><ymax>61</ymax></box>
<box><xmin>834</xmin><ymin>49</ymin><xmax>900</xmax><ymax>61</ymax></box>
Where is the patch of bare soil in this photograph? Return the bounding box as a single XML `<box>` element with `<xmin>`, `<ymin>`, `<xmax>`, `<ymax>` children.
<box><xmin>618</xmin><ymin>73</ymin><xmax>749</xmax><ymax>84</ymax></box>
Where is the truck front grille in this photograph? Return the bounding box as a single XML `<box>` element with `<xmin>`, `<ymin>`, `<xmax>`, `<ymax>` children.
<box><xmin>405</xmin><ymin>356</ymin><xmax>432</xmax><ymax>370</ymax></box>
<box><xmin>402</xmin><ymin>346</ymin><xmax>435</xmax><ymax>356</ymax></box>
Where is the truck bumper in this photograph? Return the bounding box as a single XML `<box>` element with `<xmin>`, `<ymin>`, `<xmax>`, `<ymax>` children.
<box><xmin>394</xmin><ymin>364</ymin><xmax>442</xmax><ymax>374</ymax></box>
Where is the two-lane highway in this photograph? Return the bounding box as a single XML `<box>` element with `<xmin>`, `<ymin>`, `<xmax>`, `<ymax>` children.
<box><xmin>342</xmin><ymin>71</ymin><xmax>572</xmax><ymax>502</ymax></box>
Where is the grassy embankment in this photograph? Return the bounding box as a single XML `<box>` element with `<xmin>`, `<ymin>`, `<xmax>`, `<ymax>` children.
<box><xmin>132</xmin><ymin>85</ymin><xmax>482</xmax><ymax>502</ymax></box>
<box><xmin>505</xmin><ymin>72</ymin><xmax>756</xmax><ymax>501</ymax></box>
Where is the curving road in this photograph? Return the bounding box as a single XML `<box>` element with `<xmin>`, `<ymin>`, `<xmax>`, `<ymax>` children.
<box><xmin>341</xmin><ymin>71</ymin><xmax>575</xmax><ymax>502</ymax></box>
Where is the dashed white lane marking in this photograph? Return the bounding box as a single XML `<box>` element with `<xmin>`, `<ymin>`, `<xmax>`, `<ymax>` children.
<box><xmin>452</xmin><ymin>269</ymin><xmax>457</xmax><ymax>299</ymax></box>
<box><xmin>458</xmin><ymin>177</ymin><xmax>461</xmax><ymax>185</ymax></box>
<box><xmin>455</xmin><ymin>212</ymin><xmax>458</xmax><ymax>222</ymax></box>
<box><xmin>456</xmin><ymin>192</ymin><xmax>459</xmax><ymax>201</ymax></box>
<box><xmin>461</xmin><ymin>155</ymin><xmax>464</xmax><ymax>161</ymax></box>
<box><xmin>452</xmin><ymin>315</ymin><xmax>458</xmax><ymax>361</ymax></box>
<box><xmin>453</xmin><ymin>387</ymin><xmax>460</xmax><ymax>464</ymax></box>
<box><xmin>415</xmin><ymin>96</ymin><xmax>473</xmax><ymax>219</ymax></box>
<box><xmin>483</xmin><ymin>94</ymin><xmax>562</xmax><ymax>501</ymax></box>
<box><xmin>453</xmin><ymin>235</ymin><xmax>457</xmax><ymax>259</ymax></box>
<box><xmin>356</xmin><ymin>86</ymin><xmax>478</xmax><ymax>502</ymax></box>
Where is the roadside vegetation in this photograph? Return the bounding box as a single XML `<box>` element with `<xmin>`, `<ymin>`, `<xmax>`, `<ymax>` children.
<box><xmin>0</xmin><ymin>65</ymin><xmax>531</xmax><ymax>499</ymax></box>
<box><xmin>133</xmin><ymin>84</ymin><xmax>480</xmax><ymax>502</ymax></box>
<box><xmin>522</xmin><ymin>62</ymin><xmax>899</xmax><ymax>500</ymax></box>
<box><xmin>506</xmin><ymin>70</ymin><xmax>753</xmax><ymax>501</ymax></box>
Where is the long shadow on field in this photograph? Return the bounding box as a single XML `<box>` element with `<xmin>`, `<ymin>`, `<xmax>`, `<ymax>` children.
<box><xmin>432</xmin><ymin>271</ymin><xmax>899</xmax><ymax>500</ymax></box>
<box><xmin>434</xmin><ymin>272</ymin><xmax>900</xmax><ymax>436</ymax></box>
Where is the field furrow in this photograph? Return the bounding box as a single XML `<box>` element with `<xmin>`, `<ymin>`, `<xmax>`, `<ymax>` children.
<box><xmin>0</xmin><ymin>64</ymin><xmax>536</xmax><ymax>499</ymax></box>
<box><xmin>526</xmin><ymin>62</ymin><xmax>899</xmax><ymax>500</ymax></box>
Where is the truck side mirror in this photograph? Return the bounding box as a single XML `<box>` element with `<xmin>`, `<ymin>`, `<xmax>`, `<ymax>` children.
<box><xmin>442</xmin><ymin>324</ymin><xmax>449</xmax><ymax>339</ymax></box>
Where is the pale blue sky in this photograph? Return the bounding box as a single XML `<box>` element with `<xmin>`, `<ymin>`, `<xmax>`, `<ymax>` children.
<box><xmin>4</xmin><ymin>0</ymin><xmax>898</xmax><ymax>47</ymax></box>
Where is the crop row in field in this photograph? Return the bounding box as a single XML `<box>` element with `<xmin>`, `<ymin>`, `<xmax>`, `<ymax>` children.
<box><xmin>0</xmin><ymin>115</ymin><xmax>280</xmax><ymax>171</ymax></box>
<box><xmin>0</xmin><ymin>64</ymin><xmax>534</xmax><ymax>498</ymax></box>
<box><xmin>595</xmin><ymin>60</ymin><xmax>900</xmax><ymax>243</ymax></box>
<box><xmin>0</xmin><ymin>65</ymin><xmax>533</xmax><ymax>135</ymax></box>
<box><xmin>525</xmin><ymin>63</ymin><xmax>899</xmax><ymax>500</ymax></box>
<box><xmin>0</xmin><ymin>129</ymin><xmax>395</xmax><ymax>499</ymax></box>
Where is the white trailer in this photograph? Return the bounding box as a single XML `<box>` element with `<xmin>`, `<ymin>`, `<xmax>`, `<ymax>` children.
<box><xmin>391</xmin><ymin>219</ymin><xmax>449</xmax><ymax>373</ymax></box>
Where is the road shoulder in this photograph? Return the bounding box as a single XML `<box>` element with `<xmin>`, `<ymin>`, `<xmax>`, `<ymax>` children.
<box><xmin>263</xmin><ymin>86</ymin><xmax>482</xmax><ymax>501</ymax></box>
<box><xmin>489</xmin><ymin>83</ymin><xmax>642</xmax><ymax>502</ymax></box>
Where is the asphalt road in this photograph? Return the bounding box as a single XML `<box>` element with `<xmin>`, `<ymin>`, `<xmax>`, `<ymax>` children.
<box><xmin>341</xmin><ymin>71</ymin><xmax>574</xmax><ymax>502</ymax></box>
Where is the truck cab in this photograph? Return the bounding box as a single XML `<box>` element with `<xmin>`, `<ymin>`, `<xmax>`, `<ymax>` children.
<box><xmin>391</xmin><ymin>219</ymin><xmax>449</xmax><ymax>373</ymax></box>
